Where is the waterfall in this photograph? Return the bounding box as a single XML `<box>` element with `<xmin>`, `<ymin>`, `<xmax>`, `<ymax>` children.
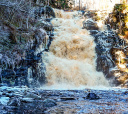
<box><xmin>42</xmin><ymin>9</ymin><xmax>109</xmax><ymax>89</ymax></box>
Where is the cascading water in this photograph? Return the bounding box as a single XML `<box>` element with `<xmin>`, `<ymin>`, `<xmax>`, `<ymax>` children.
<box><xmin>42</xmin><ymin>9</ymin><xmax>109</xmax><ymax>89</ymax></box>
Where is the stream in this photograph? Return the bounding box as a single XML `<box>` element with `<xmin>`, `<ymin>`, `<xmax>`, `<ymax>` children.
<box><xmin>0</xmin><ymin>86</ymin><xmax>128</xmax><ymax>113</ymax></box>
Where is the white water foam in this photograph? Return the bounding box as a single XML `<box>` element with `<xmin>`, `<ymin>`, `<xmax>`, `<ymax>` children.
<box><xmin>42</xmin><ymin>9</ymin><xmax>109</xmax><ymax>90</ymax></box>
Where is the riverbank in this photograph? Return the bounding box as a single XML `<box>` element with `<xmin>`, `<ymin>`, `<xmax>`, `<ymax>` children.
<box><xmin>0</xmin><ymin>85</ymin><xmax>128</xmax><ymax>113</ymax></box>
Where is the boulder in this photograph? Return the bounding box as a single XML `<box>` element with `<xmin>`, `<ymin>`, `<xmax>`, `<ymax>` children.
<box><xmin>43</xmin><ymin>99</ymin><xmax>57</xmax><ymax>107</ymax></box>
<box><xmin>21</xmin><ymin>98</ymin><xmax>33</xmax><ymax>103</ymax></box>
<box><xmin>86</xmin><ymin>93</ymin><xmax>100</xmax><ymax>100</ymax></box>
<box><xmin>83</xmin><ymin>19</ymin><xmax>99</xmax><ymax>30</ymax></box>
<box><xmin>8</xmin><ymin>98</ymin><xmax>20</xmax><ymax>106</ymax></box>
<box><xmin>24</xmin><ymin>93</ymin><xmax>41</xmax><ymax>99</ymax></box>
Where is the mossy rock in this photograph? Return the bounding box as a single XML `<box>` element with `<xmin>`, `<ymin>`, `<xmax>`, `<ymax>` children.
<box><xmin>114</xmin><ymin>4</ymin><xmax>125</xmax><ymax>12</ymax></box>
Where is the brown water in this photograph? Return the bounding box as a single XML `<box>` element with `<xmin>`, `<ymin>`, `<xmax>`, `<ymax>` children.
<box><xmin>42</xmin><ymin>9</ymin><xmax>109</xmax><ymax>89</ymax></box>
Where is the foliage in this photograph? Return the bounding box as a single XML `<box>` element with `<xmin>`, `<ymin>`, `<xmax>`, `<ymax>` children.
<box><xmin>42</xmin><ymin>0</ymin><xmax>72</xmax><ymax>9</ymax></box>
<box><xmin>106</xmin><ymin>3</ymin><xmax>128</xmax><ymax>36</ymax></box>
<box><xmin>114</xmin><ymin>4</ymin><xmax>125</xmax><ymax>12</ymax></box>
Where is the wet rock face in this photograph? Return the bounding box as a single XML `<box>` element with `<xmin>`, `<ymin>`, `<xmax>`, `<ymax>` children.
<box><xmin>1</xmin><ymin>49</ymin><xmax>46</xmax><ymax>87</ymax></box>
<box><xmin>0</xmin><ymin>0</ymin><xmax>55</xmax><ymax>87</ymax></box>
<box><xmin>84</xmin><ymin>19</ymin><xmax>115</xmax><ymax>77</ymax></box>
<box><xmin>0</xmin><ymin>24</ymin><xmax>54</xmax><ymax>87</ymax></box>
<box><xmin>94</xmin><ymin>31</ymin><xmax>118</xmax><ymax>73</ymax></box>
<box><xmin>83</xmin><ymin>15</ymin><xmax>128</xmax><ymax>87</ymax></box>
<box><xmin>80</xmin><ymin>13</ymin><xmax>123</xmax><ymax>86</ymax></box>
<box><xmin>83</xmin><ymin>19</ymin><xmax>99</xmax><ymax>30</ymax></box>
<box><xmin>93</xmin><ymin>30</ymin><xmax>128</xmax><ymax>86</ymax></box>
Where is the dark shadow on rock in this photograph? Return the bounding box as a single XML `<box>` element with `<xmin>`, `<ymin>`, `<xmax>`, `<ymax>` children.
<box><xmin>43</xmin><ymin>99</ymin><xmax>57</xmax><ymax>107</ymax></box>
<box><xmin>86</xmin><ymin>93</ymin><xmax>100</xmax><ymax>100</ymax></box>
